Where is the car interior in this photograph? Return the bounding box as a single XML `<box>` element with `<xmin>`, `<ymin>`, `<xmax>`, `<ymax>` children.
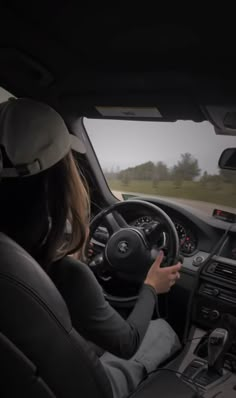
<box><xmin>0</xmin><ymin>5</ymin><xmax>236</xmax><ymax>398</ymax></box>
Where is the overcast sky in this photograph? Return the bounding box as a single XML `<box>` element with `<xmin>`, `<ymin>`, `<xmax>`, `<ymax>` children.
<box><xmin>84</xmin><ymin>118</ymin><xmax>236</xmax><ymax>175</ymax></box>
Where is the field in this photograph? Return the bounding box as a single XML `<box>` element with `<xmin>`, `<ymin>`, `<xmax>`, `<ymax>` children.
<box><xmin>107</xmin><ymin>179</ymin><xmax>236</xmax><ymax>209</ymax></box>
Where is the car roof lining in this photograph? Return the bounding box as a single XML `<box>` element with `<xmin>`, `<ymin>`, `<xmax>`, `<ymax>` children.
<box><xmin>1</xmin><ymin>6</ymin><xmax>236</xmax><ymax>124</ymax></box>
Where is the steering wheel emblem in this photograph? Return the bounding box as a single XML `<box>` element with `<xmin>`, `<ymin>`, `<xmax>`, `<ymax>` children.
<box><xmin>118</xmin><ymin>241</ymin><xmax>129</xmax><ymax>254</ymax></box>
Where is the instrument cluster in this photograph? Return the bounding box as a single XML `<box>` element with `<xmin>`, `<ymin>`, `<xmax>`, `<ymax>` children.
<box><xmin>132</xmin><ymin>215</ymin><xmax>198</xmax><ymax>255</ymax></box>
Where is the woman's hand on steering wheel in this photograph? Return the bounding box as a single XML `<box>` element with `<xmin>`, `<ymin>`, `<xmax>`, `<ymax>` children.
<box><xmin>144</xmin><ymin>250</ymin><xmax>182</xmax><ymax>294</ymax></box>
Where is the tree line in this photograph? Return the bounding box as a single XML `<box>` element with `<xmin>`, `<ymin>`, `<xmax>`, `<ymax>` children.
<box><xmin>104</xmin><ymin>152</ymin><xmax>236</xmax><ymax>187</ymax></box>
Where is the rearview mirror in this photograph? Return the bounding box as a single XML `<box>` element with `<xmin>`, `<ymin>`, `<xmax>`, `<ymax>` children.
<box><xmin>218</xmin><ymin>148</ymin><xmax>236</xmax><ymax>170</ymax></box>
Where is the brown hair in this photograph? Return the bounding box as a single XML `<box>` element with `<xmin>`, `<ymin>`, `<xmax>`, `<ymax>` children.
<box><xmin>54</xmin><ymin>151</ymin><xmax>90</xmax><ymax>260</ymax></box>
<box><xmin>0</xmin><ymin>150</ymin><xmax>90</xmax><ymax>269</ymax></box>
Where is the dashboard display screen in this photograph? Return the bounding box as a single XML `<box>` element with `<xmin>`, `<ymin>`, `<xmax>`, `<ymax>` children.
<box><xmin>213</xmin><ymin>209</ymin><xmax>236</xmax><ymax>223</ymax></box>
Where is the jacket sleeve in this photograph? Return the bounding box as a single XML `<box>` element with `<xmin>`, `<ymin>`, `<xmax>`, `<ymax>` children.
<box><xmin>50</xmin><ymin>256</ymin><xmax>157</xmax><ymax>359</ymax></box>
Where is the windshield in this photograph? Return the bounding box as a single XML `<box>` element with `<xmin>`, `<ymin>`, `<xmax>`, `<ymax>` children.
<box><xmin>85</xmin><ymin>118</ymin><xmax>236</xmax><ymax>216</ymax></box>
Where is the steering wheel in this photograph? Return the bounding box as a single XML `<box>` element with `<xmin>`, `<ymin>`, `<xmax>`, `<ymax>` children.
<box><xmin>87</xmin><ymin>200</ymin><xmax>180</xmax><ymax>300</ymax></box>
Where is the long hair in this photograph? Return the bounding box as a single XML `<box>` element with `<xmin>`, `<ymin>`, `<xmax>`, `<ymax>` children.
<box><xmin>0</xmin><ymin>151</ymin><xmax>90</xmax><ymax>269</ymax></box>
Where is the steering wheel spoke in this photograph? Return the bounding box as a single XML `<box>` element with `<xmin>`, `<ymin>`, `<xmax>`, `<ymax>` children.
<box><xmin>142</xmin><ymin>221</ymin><xmax>168</xmax><ymax>249</ymax></box>
<box><xmin>143</xmin><ymin>220</ymin><xmax>166</xmax><ymax>239</ymax></box>
<box><xmin>88</xmin><ymin>252</ymin><xmax>113</xmax><ymax>280</ymax></box>
<box><xmin>104</xmin><ymin>211</ymin><xmax>128</xmax><ymax>233</ymax></box>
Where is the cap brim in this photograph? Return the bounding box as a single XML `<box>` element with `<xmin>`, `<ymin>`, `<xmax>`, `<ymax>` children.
<box><xmin>70</xmin><ymin>134</ymin><xmax>86</xmax><ymax>154</ymax></box>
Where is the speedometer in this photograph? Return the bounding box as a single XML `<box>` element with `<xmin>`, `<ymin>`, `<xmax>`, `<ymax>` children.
<box><xmin>174</xmin><ymin>223</ymin><xmax>186</xmax><ymax>245</ymax></box>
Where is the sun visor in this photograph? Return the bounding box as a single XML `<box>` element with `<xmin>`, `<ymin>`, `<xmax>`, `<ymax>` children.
<box><xmin>203</xmin><ymin>105</ymin><xmax>236</xmax><ymax>136</ymax></box>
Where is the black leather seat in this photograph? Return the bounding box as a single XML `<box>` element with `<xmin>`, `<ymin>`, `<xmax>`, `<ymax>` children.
<box><xmin>0</xmin><ymin>232</ymin><xmax>200</xmax><ymax>398</ymax></box>
<box><xmin>0</xmin><ymin>232</ymin><xmax>113</xmax><ymax>397</ymax></box>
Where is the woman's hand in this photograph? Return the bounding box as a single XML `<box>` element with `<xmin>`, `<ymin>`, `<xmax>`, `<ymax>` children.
<box><xmin>144</xmin><ymin>250</ymin><xmax>182</xmax><ymax>294</ymax></box>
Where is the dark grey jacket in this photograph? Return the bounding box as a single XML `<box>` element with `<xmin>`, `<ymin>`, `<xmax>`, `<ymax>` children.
<box><xmin>49</xmin><ymin>256</ymin><xmax>157</xmax><ymax>359</ymax></box>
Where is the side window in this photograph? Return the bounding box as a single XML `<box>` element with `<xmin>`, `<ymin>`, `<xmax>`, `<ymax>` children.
<box><xmin>0</xmin><ymin>87</ymin><xmax>15</xmax><ymax>103</ymax></box>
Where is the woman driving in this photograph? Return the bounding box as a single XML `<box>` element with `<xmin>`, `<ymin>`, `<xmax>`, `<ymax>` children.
<box><xmin>0</xmin><ymin>98</ymin><xmax>182</xmax><ymax>398</ymax></box>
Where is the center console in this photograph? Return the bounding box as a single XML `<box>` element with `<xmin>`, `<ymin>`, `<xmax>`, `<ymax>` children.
<box><xmin>192</xmin><ymin>234</ymin><xmax>236</xmax><ymax>362</ymax></box>
<box><xmin>192</xmin><ymin>255</ymin><xmax>236</xmax><ymax>329</ymax></box>
<box><xmin>176</xmin><ymin>232</ymin><xmax>236</xmax><ymax>396</ymax></box>
<box><xmin>175</xmin><ymin>327</ymin><xmax>236</xmax><ymax>397</ymax></box>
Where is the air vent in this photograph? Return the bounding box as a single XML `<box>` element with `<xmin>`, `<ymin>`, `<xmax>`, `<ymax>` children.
<box><xmin>207</xmin><ymin>261</ymin><xmax>236</xmax><ymax>283</ymax></box>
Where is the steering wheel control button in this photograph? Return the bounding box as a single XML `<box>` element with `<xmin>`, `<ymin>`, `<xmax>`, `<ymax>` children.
<box><xmin>192</xmin><ymin>255</ymin><xmax>204</xmax><ymax>266</ymax></box>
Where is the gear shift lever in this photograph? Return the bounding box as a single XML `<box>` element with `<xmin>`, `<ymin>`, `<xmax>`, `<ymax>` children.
<box><xmin>208</xmin><ymin>328</ymin><xmax>229</xmax><ymax>375</ymax></box>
